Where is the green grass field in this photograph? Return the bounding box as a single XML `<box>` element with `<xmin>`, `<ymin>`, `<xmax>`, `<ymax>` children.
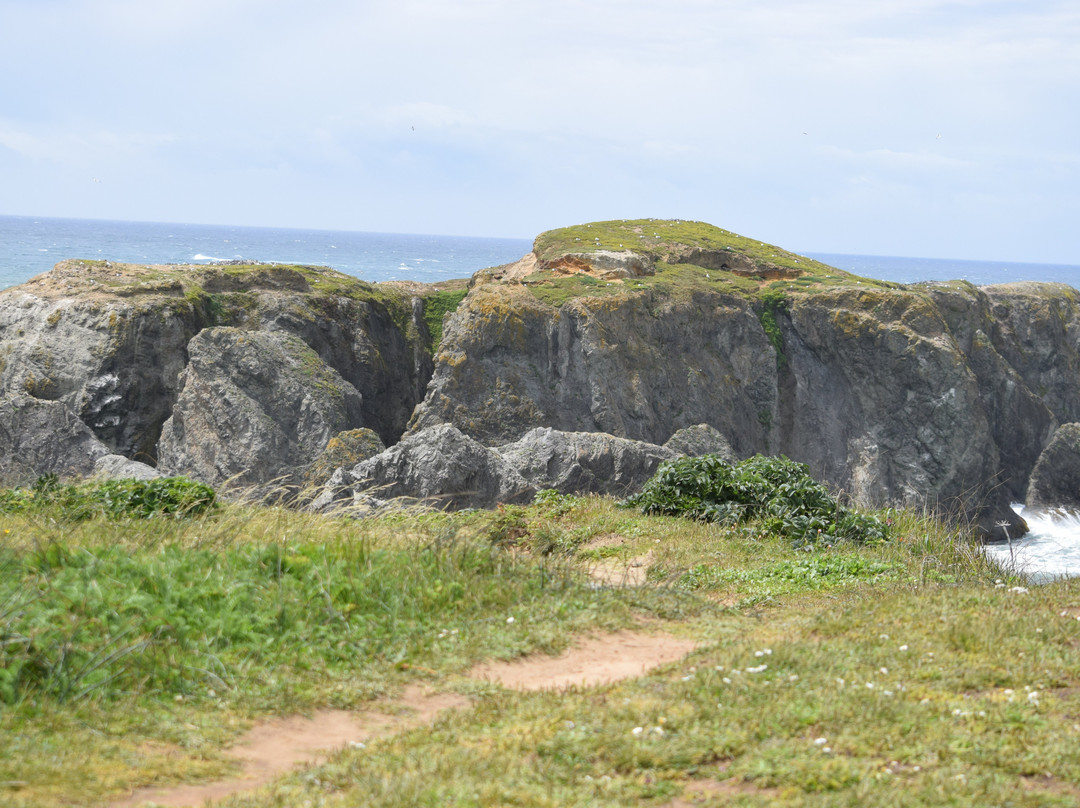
<box><xmin>2</xmin><ymin>478</ymin><xmax>1079</xmax><ymax>807</ymax></box>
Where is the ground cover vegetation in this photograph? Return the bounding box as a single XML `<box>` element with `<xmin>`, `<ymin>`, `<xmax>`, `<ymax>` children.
<box><xmin>2</xmin><ymin>470</ymin><xmax>1079</xmax><ymax>807</ymax></box>
<box><xmin>522</xmin><ymin>219</ymin><xmax>907</xmax><ymax>310</ymax></box>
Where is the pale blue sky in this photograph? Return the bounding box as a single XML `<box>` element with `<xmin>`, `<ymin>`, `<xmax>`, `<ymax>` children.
<box><xmin>1</xmin><ymin>0</ymin><xmax>1077</xmax><ymax>263</ymax></box>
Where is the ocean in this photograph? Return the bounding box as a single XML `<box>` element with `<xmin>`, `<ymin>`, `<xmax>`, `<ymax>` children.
<box><xmin>0</xmin><ymin>215</ymin><xmax>534</xmax><ymax>292</ymax></box>
<box><xmin>1</xmin><ymin>214</ymin><xmax>1078</xmax><ymax>579</ymax></box>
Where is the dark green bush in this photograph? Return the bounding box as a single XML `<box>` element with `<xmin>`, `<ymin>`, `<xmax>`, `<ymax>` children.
<box><xmin>621</xmin><ymin>454</ymin><xmax>888</xmax><ymax>545</ymax></box>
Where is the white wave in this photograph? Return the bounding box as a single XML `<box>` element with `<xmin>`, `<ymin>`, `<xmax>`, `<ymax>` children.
<box><xmin>984</xmin><ymin>505</ymin><xmax>1080</xmax><ymax>583</ymax></box>
<box><xmin>192</xmin><ymin>253</ymin><xmax>236</xmax><ymax>262</ymax></box>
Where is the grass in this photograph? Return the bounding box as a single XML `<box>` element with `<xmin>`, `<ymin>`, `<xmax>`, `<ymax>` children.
<box><xmin>521</xmin><ymin>219</ymin><xmax>910</xmax><ymax>310</ymax></box>
<box><xmin>2</xmin><ymin>486</ymin><xmax>1078</xmax><ymax>807</ymax></box>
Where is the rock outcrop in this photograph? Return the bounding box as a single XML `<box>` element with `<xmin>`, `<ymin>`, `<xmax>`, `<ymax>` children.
<box><xmin>1027</xmin><ymin>423</ymin><xmax>1080</xmax><ymax>512</ymax></box>
<box><xmin>0</xmin><ymin>261</ymin><xmax>437</xmax><ymax>465</ymax></box>
<box><xmin>497</xmin><ymin>427</ymin><xmax>674</xmax><ymax>497</ymax></box>
<box><xmin>311</xmin><ymin>423</ymin><xmax>723</xmax><ymax>512</ymax></box>
<box><xmin>664</xmin><ymin>424</ymin><xmax>737</xmax><ymax>462</ymax></box>
<box><xmin>328</xmin><ymin>423</ymin><xmax>534</xmax><ymax>511</ymax></box>
<box><xmin>0</xmin><ymin>393</ymin><xmax>111</xmax><ymax>480</ymax></box>
<box><xmin>157</xmin><ymin>328</ymin><xmax>365</xmax><ymax>487</ymax></box>
<box><xmin>409</xmin><ymin>221</ymin><xmax>1080</xmax><ymax>539</ymax></box>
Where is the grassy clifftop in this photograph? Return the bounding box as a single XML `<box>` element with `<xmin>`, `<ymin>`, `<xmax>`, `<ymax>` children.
<box><xmin>521</xmin><ymin>219</ymin><xmax>904</xmax><ymax>308</ymax></box>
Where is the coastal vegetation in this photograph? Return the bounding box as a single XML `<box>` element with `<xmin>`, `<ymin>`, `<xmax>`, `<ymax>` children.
<box><xmin>2</xmin><ymin>474</ymin><xmax>1077</xmax><ymax>807</ymax></box>
<box><xmin>522</xmin><ymin>219</ymin><xmax>905</xmax><ymax>310</ymax></box>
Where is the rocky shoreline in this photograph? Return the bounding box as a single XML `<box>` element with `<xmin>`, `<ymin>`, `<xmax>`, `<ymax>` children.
<box><xmin>3</xmin><ymin>220</ymin><xmax>1079</xmax><ymax>540</ymax></box>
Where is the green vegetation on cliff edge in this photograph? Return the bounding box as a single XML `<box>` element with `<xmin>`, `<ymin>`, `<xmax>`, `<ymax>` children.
<box><xmin>524</xmin><ymin>219</ymin><xmax>905</xmax><ymax>309</ymax></box>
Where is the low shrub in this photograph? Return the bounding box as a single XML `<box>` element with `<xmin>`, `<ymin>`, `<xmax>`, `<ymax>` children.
<box><xmin>0</xmin><ymin>474</ymin><xmax>216</xmax><ymax>520</ymax></box>
<box><xmin>621</xmin><ymin>454</ymin><xmax>889</xmax><ymax>545</ymax></box>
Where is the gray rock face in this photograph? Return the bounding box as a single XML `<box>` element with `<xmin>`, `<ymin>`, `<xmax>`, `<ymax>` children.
<box><xmin>337</xmin><ymin>424</ymin><xmax>533</xmax><ymax>510</ymax></box>
<box><xmin>157</xmin><ymin>328</ymin><xmax>365</xmax><ymax>488</ymax></box>
<box><xmin>498</xmin><ymin>427</ymin><xmax>675</xmax><ymax>498</ymax></box>
<box><xmin>93</xmin><ymin>454</ymin><xmax>163</xmax><ymax>481</ymax></box>
<box><xmin>304</xmin><ymin>428</ymin><xmax>386</xmax><ymax>487</ymax></box>
<box><xmin>0</xmin><ymin>280</ymin><xmax>206</xmax><ymax>461</ymax></box>
<box><xmin>664</xmin><ymin>424</ymin><xmax>737</xmax><ymax>462</ymax></box>
<box><xmin>409</xmin><ymin>285</ymin><xmax>777</xmax><ymax>453</ymax></box>
<box><xmin>0</xmin><ymin>393</ymin><xmax>111</xmax><ymax>481</ymax></box>
<box><xmin>1027</xmin><ymin>424</ymin><xmax>1080</xmax><ymax>512</ymax></box>
<box><xmin>314</xmin><ymin>424</ymin><xmax>739</xmax><ymax>513</ymax></box>
<box><xmin>0</xmin><ymin>261</ymin><xmax>435</xmax><ymax>465</ymax></box>
<box><xmin>411</xmin><ymin>279</ymin><xmax>1080</xmax><ymax>538</ymax></box>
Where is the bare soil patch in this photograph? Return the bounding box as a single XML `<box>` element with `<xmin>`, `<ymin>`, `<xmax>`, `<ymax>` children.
<box><xmin>662</xmin><ymin>776</ymin><xmax>782</xmax><ymax>806</ymax></box>
<box><xmin>111</xmin><ymin>685</ymin><xmax>467</xmax><ymax>808</ymax></box>
<box><xmin>468</xmin><ymin>630</ymin><xmax>697</xmax><ymax>690</ymax></box>
<box><xmin>586</xmin><ymin>550</ymin><xmax>655</xmax><ymax>587</ymax></box>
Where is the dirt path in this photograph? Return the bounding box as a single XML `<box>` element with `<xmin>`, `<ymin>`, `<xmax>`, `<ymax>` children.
<box><xmin>110</xmin><ymin>685</ymin><xmax>467</xmax><ymax>808</ymax></box>
<box><xmin>469</xmin><ymin>629</ymin><xmax>697</xmax><ymax>690</ymax></box>
<box><xmin>113</xmin><ymin>630</ymin><xmax>697</xmax><ymax>807</ymax></box>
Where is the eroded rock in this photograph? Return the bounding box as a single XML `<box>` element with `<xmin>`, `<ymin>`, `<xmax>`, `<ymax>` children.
<box><xmin>158</xmin><ymin>328</ymin><xmax>364</xmax><ymax>488</ymax></box>
<box><xmin>0</xmin><ymin>393</ymin><xmax>111</xmax><ymax>481</ymax></box>
<box><xmin>1027</xmin><ymin>423</ymin><xmax>1080</xmax><ymax>513</ymax></box>
<box><xmin>498</xmin><ymin>427</ymin><xmax>674</xmax><ymax>498</ymax></box>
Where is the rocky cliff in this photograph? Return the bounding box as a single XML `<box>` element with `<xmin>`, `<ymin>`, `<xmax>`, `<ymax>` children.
<box><xmin>2</xmin><ymin>221</ymin><xmax>1077</xmax><ymax>540</ymax></box>
<box><xmin>0</xmin><ymin>260</ymin><xmax>443</xmax><ymax>483</ymax></box>
<box><xmin>410</xmin><ymin>220</ymin><xmax>1080</xmax><ymax>538</ymax></box>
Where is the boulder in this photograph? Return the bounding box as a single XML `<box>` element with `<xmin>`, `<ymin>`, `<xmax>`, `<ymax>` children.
<box><xmin>498</xmin><ymin>427</ymin><xmax>674</xmax><ymax>498</ymax></box>
<box><xmin>326</xmin><ymin>424</ymin><xmax>533</xmax><ymax>511</ymax></box>
<box><xmin>157</xmin><ymin>327</ymin><xmax>364</xmax><ymax>488</ymax></box>
<box><xmin>0</xmin><ymin>393</ymin><xmax>111</xmax><ymax>481</ymax></box>
<box><xmin>663</xmin><ymin>424</ymin><xmax>737</xmax><ymax>462</ymax></box>
<box><xmin>93</xmin><ymin>454</ymin><xmax>163</xmax><ymax>481</ymax></box>
<box><xmin>1026</xmin><ymin>423</ymin><xmax>1080</xmax><ymax>512</ymax></box>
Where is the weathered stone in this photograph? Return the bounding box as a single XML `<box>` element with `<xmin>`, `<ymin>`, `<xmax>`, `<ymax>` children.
<box><xmin>0</xmin><ymin>260</ymin><xmax>437</xmax><ymax>463</ymax></box>
<box><xmin>336</xmin><ymin>424</ymin><xmax>533</xmax><ymax>510</ymax></box>
<box><xmin>1027</xmin><ymin>423</ymin><xmax>1080</xmax><ymax>512</ymax></box>
<box><xmin>157</xmin><ymin>327</ymin><xmax>364</xmax><ymax>488</ymax></box>
<box><xmin>304</xmin><ymin>428</ymin><xmax>386</xmax><ymax>487</ymax></box>
<box><xmin>498</xmin><ymin>427</ymin><xmax>674</xmax><ymax>497</ymax></box>
<box><xmin>93</xmin><ymin>454</ymin><xmax>163</xmax><ymax>481</ymax></box>
<box><xmin>540</xmin><ymin>250</ymin><xmax>656</xmax><ymax>280</ymax></box>
<box><xmin>409</xmin><ymin>274</ymin><xmax>1080</xmax><ymax>538</ymax></box>
<box><xmin>663</xmin><ymin>424</ymin><xmax>737</xmax><ymax>462</ymax></box>
<box><xmin>0</xmin><ymin>393</ymin><xmax>110</xmax><ymax>481</ymax></box>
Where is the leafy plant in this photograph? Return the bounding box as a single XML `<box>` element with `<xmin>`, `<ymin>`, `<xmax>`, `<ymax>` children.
<box><xmin>622</xmin><ymin>454</ymin><xmax>889</xmax><ymax>546</ymax></box>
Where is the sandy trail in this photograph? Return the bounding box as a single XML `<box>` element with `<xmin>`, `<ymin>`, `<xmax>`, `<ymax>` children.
<box><xmin>110</xmin><ymin>685</ymin><xmax>466</xmax><ymax>808</ymax></box>
<box><xmin>112</xmin><ymin>630</ymin><xmax>696</xmax><ymax>807</ymax></box>
<box><xmin>469</xmin><ymin>630</ymin><xmax>697</xmax><ymax>690</ymax></box>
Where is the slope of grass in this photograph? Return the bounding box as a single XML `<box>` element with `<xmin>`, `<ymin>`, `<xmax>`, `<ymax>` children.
<box><xmin>3</xmin><ymin>489</ymin><xmax>1076</xmax><ymax>807</ymax></box>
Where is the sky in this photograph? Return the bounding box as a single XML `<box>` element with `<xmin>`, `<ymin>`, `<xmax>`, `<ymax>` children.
<box><xmin>1</xmin><ymin>0</ymin><xmax>1078</xmax><ymax>264</ymax></box>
